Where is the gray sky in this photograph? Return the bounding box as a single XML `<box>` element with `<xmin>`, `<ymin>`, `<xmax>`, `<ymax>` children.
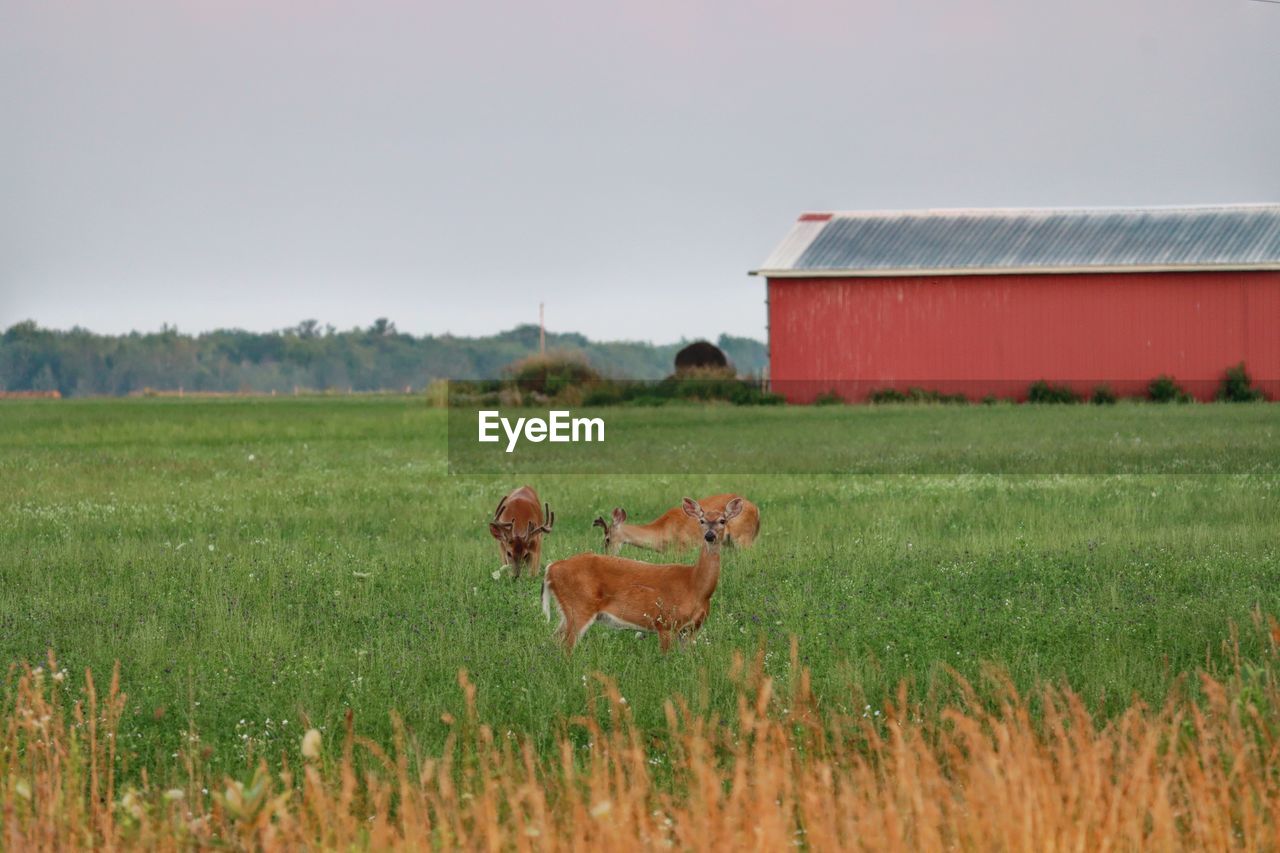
<box><xmin>2</xmin><ymin>0</ymin><xmax>1277</xmax><ymax>343</ymax></box>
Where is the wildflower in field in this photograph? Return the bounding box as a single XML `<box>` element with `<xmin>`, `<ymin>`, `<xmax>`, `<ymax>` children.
<box><xmin>301</xmin><ymin>728</ymin><xmax>322</xmax><ymax>760</ymax></box>
<box><xmin>120</xmin><ymin>789</ymin><xmax>146</xmax><ymax>821</ymax></box>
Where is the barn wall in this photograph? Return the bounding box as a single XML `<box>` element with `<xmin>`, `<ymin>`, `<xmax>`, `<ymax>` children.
<box><xmin>767</xmin><ymin>270</ymin><xmax>1280</xmax><ymax>402</ymax></box>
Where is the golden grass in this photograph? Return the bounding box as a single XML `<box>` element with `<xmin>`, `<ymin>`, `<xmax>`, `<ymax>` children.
<box><xmin>6</xmin><ymin>625</ymin><xmax>1280</xmax><ymax>851</ymax></box>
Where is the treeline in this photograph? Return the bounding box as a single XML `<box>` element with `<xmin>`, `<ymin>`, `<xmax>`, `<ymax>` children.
<box><xmin>0</xmin><ymin>320</ymin><xmax>768</xmax><ymax>397</ymax></box>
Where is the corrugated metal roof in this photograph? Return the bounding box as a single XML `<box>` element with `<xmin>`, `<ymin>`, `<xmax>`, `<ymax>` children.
<box><xmin>753</xmin><ymin>204</ymin><xmax>1280</xmax><ymax>276</ymax></box>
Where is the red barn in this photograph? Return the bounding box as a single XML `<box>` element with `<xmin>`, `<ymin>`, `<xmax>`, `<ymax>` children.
<box><xmin>751</xmin><ymin>205</ymin><xmax>1280</xmax><ymax>403</ymax></box>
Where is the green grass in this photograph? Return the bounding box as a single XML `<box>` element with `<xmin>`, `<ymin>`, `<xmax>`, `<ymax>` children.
<box><xmin>448</xmin><ymin>401</ymin><xmax>1280</xmax><ymax>474</ymax></box>
<box><xmin>1</xmin><ymin>397</ymin><xmax>1278</xmax><ymax>778</ymax></box>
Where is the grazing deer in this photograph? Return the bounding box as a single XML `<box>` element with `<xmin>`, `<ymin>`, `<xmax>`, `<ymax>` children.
<box><xmin>489</xmin><ymin>485</ymin><xmax>554</xmax><ymax>578</ymax></box>
<box><xmin>593</xmin><ymin>494</ymin><xmax>759</xmax><ymax>554</ymax></box>
<box><xmin>543</xmin><ymin>497</ymin><xmax>743</xmax><ymax>653</ymax></box>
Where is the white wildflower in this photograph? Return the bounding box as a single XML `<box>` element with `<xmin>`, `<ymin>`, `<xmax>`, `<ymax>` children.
<box><xmin>301</xmin><ymin>728</ymin><xmax>322</xmax><ymax>760</ymax></box>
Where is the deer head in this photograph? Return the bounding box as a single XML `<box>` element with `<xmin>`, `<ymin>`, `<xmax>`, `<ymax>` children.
<box><xmin>490</xmin><ymin>499</ymin><xmax>554</xmax><ymax>569</ymax></box>
<box><xmin>682</xmin><ymin>496</ymin><xmax>742</xmax><ymax>549</ymax></box>
<box><xmin>592</xmin><ymin>507</ymin><xmax>627</xmax><ymax>555</ymax></box>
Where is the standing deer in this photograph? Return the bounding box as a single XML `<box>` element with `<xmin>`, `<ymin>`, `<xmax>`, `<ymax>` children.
<box><xmin>489</xmin><ymin>485</ymin><xmax>554</xmax><ymax>578</ymax></box>
<box><xmin>593</xmin><ymin>493</ymin><xmax>759</xmax><ymax>554</ymax></box>
<box><xmin>543</xmin><ymin>497</ymin><xmax>743</xmax><ymax>652</ymax></box>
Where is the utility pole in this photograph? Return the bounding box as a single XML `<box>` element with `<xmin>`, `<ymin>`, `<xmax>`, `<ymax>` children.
<box><xmin>539</xmin><ymin>302</ymin><xmax>546</xmax><ymax>356</ymax></box>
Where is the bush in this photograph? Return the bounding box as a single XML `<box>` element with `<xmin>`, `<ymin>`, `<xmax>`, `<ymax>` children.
<box><xmin>869</xmin><ymin>388</ymin><xmax>907</xmax><ymax>404</ymax></box>
<box><xmin>506</xmin><ymin>352</ymin><xmax>601</xmax><ymax>396</ymax></box>
<box><xmin>585</xmin><ymin>373</ymin><xmax>782</xmax><ymax>407</ymax></box>
<box><xmin>868</xmin><ymin>387</ymin><xmax>966</xmax><ymax>404</ymax></box>
<box><xmin>581</xmin><ymin>382</ymin><xmax>625</xmax><ymax>406</ymax></box>
<box><xmin>1217</xmin><ymin>363</ymin><xmax>1264</xmax><ymax>402</ymax></box>
<box><xmin>1148</xmin><ymin>375</ymin><xmax>1192</xmax><ymax>404</ymax></box>
<box><xmin>1028</xmin><ymin>380</ymin><xmax>1079</xmax><ymax>404</ymax></box>
<box><xmin>461</xmin><ymin>359</ymin><xmax>783</xmax><ymax>407</ymax></box>
<box><xmin>1090</xmin><ymin>384</ymin><xmax>1117</xmax><ymax>405</ymax></box>
<box><xmin>908</xmin><ymin>387</ymin><xmax>967</xmax><ymax>404</ymax></box>
<box><xmin>814</xmin><ymin>390</ymin><xmax>844</xmax><ymax>406</ymax></box>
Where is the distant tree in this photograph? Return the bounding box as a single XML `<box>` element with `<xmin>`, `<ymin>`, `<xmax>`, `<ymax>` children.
<box><xmin>0</xmin><ymin>321</ymin><xmax>766</xmax><ymax>397</ymax></box>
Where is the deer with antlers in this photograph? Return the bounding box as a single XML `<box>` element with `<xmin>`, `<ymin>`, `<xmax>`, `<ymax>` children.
<box><xmin>542</xmin><ymin>497</ymin><xmax>742</xmax><ymax>652</ymax></box>
<box><xmin>489</xmin><ymin>485</ymin><xmax>555</xmax><ymax>578</ymax></box>
<box><xmin>593</xmin><ymin>493</ymin><xmax>759</xmax><ymax>554</ymax></box>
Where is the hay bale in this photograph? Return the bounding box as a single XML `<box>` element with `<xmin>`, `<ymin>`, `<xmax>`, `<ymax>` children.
<box><xmin>674</xmin><ymin>341</ymin><xmax>728</xmax><ymax>373</ymax></box>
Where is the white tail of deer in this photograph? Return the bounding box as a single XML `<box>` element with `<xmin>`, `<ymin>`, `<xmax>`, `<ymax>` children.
<box><xmin>489</xmin><ymin>485</ymin><xmax>554</xmax><ymax>578</ymax></box>
<box><xmin>593</xmin><ymin>493</ymin><xmax>759</xmax><ymax>554</ymax></box>
<box><xmin>542</xmin><ymin>497</ymin><xmax>743</xmax><ymax>652</ymax></box>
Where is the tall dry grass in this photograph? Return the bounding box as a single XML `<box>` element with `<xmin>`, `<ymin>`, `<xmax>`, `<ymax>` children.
<box><xmin>6</xmin><ymin>622</ymin><xmax>1280</xmax><ymax>850</ymax></box>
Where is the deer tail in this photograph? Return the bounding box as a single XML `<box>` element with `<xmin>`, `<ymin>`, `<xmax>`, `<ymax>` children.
<box><xmin>541</xmin><ymin>570</ymin><xmax>554</xmax><ymax>621</ymax></box>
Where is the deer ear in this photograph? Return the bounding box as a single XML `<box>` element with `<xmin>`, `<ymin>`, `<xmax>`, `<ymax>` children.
<box><xmin>681</xmin><ymin>498</ymin><xmax>702</xmax><ymax>519</ymax></box>
<box><xmin>612</xmin><ymin>507</ymin><xmax>627</xmax><ymax>525</ymax></box>
<box><xmin>724</xmin><ymin>498</ymin><xmax>744</xmax><ymax>520</ymax></box>
<box><xmin>489</xmin><ymin>522</ymin><xmax>507</xmax><ymax>540</ymax></box>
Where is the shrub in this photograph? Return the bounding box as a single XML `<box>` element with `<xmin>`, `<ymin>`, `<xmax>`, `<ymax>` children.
<box><xmin>1028</xmin><ymin>380</ymin><xmax>1079</xmax><ymax>404</ymax></box>
<box><xmin>814</xmin><ymin>390</ymin><xmax>844</xmax><ymax>406</ymax></box>
<box><xmin>505</xmin><ymin>352</ymin><xmax>601</xmax><ymax>396</ymax></box>
<box><xmin>1090</xmin><ymin>384</ymin><xmax>1117</xmax><ymax>405</ymax></box>
<box><xmin>581</xmin><ymin>382</ymin><xmax>625</xmax><ymax>406</ymax></box>
<box><xmin>610</xmin><ymin>372</ymin><xmax>783</xmax><ymax>406</ymax></box>
<box><xmin>869</xmin><ymin>387</ymin><xmax>907</xmax><ymax>404</ymax></box>
<box><xmin>1148</xmin><ymin>375</ymin><xmax>1192</xmax><ymax>404</ymax></box>
<box><xmin>1217</xmin><ymin>363</ymin><xmax>1264</xmax><ymax>402</ymax></box>
<box><xmin>907</xmin><ymin>387</ymin><xmax>967</xmax><ymax>404</ymax></box>
<box><xmin>869</xmin><ymin>387</ymin><xmax>966</xmax><ymax>404</ymax></box>
<box><xmin>470</xmin><ymin>359</ymin><xmax>782</xmax><ymax>407</ymax></box>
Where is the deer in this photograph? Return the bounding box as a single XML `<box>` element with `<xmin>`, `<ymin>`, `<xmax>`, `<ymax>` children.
<box><xmin>489</xmin><ymin>485</ymin><xmax>554</xmax><ymax>578</ymax></box>
<box><xmin>593</xmin><ymin>494</ymin><xmax>759</xmax><ymax>554</ymax></box>
<box><xmin>542</xmin><ymin>497</ymin><xmax>743</xmax><ymax>653</ymax></box>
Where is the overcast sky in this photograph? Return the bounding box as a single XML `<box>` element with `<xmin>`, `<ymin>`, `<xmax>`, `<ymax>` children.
<box><xmin>2</xmin><ymin>0</ymin><xmax>1277</xmax><ymax>343</ymax></box>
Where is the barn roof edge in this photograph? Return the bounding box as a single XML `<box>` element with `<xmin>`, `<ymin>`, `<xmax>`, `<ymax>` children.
<box><xmin>752</xmin><ymin>203</ymin><xmax>1280</xmax><ymax>276</ymax></box>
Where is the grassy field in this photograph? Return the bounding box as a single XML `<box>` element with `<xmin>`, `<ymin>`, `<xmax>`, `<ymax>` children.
<box><xmin>1</xmin><ymin>397</ymin><xmax>1278</xmax><ymax>782</ymax></box>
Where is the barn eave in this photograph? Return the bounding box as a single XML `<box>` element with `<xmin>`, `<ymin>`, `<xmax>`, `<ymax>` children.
<box><xmin>751</xmin><ymin>262</ymin><xmax>1280</xmax><ymax>278</ymax></box>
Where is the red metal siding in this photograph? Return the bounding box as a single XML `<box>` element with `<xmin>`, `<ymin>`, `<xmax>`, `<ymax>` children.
<box><xmin>767</xmin><ymin>271</ymin><xmax>1280</xmax><ymax>402</ymax></box>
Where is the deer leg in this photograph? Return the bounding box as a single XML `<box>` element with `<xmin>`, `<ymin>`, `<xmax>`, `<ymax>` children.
<box><xmin>554</xmin><ymin>616</ymin><xmax>574</xmax><ymax>650</ymax></box>
<box><xmin>560</xmin><ymin>610</ymin><xmax>592</xmax><ymax>653</ymax></box>
<box><xmin>658</xmin><ymin>628</ymin><xmax>673</xmax><ymax>653</ymax></box>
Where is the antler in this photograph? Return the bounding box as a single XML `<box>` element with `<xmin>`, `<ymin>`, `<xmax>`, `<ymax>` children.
<box><xmin>489</xmin><ymin>495</ymin><xmax>514</xmax><ymax>539</ymax></box>
<box><xmin>530</xmin><ymin>503</ymin><xmax>555</xmax><ymax>536</ymax></box>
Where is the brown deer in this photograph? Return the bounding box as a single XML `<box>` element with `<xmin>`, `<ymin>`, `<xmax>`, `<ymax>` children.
<box><xmin>593</xmin><ymin>494</ymin><xmax>759</xmax><ymax>554</ymax></box>
<box><xmin>489</xmin><ymin>485</ymin><xmax>554</xmax><ymax>578</ymax></box>
<box><xmin>543</xmin><ymin>497</ymin><xmax>742</xmax><ymax>652</ymax></box>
